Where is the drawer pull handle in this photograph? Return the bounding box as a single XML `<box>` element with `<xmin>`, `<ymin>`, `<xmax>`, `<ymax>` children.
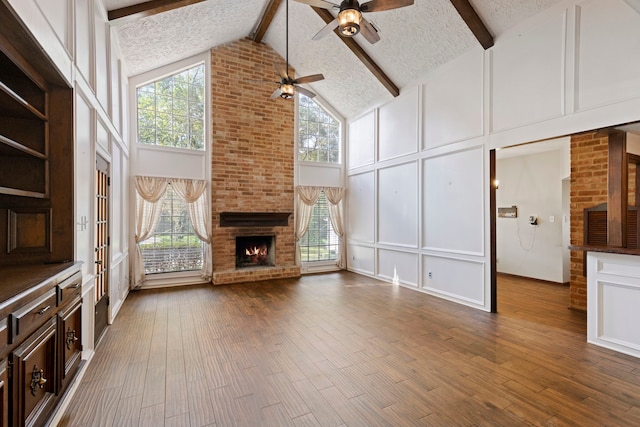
<box><xmin>66</xmin><ymin>328</ymin><xmax>78</xmax><ymax>350</ymax></box>
<box><xmin>37</xmin><ymin>306</ymin><xmax>51</xmax><ymax>315</ymax></box>
<box><xmin>30</xmin><ymin>366</ymin><xmax>47</xmax><ymax>396</ymax></box>
<box><xmin>71</xmin><ymin>283</ymin><xmax>81</xmax><ymax>289</ymax></box>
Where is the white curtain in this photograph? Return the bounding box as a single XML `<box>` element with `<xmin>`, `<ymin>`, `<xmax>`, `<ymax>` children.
<box><xmin>295</xmin><ymin>186</ymin><xmax>321</xmax><ymax>266</ymax></box>
<box><xmin>133</xmin><ymin>176</ymin><xmax>169</xmax><ymax>288</ymax></box>
<box><xmin>171</xmin><ymin>179</ymin><xmax>212</xmax><ymax>281</ymax></box>
<box><xmin>324</xmin><ymin>187</ymin><xmax>346</xmax><ymax>269</ymax></box>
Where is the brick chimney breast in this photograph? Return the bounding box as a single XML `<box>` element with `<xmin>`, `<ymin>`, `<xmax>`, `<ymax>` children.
<box><xmin>211</xmin><ymin>39</ymin><xmax>300</xmax><ymax>284</ymax></box>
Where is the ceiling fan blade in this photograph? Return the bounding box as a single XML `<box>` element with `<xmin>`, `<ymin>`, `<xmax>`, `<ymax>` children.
<box><xmin>270</xmin><ymin>87</ymin><xmax>283</xmax><ymax>99</ymax></box>
<box><xmin>296</xmin><ymin>86</ymin><xmax>317</xmax><ymax>98</ymax></box>
<box><xmin>359</xmin><ymin>18</ymin><xmax>381</xmax><ymax>44</ymax></box>
<box><xmin>312</xmin><ymin>18</ymin><xmax>339</xmax><ymax>40</ymax></box>
<box><xmin>361</xmin><ymin>0</ymin><xmax>414</xmax><ymax>12</ymax></box>
<box><xmin>293</xmin><ymin>0</ymin><xmax>338</xmax><ymax>9</ymax></box>
<box><xmin>294</xmin><ymin>74</ymin><xmax>325</xmax><ymax>84</ymax></box>
<box><xmin>274</xmin><ymin>61</ymin><xmax>288</xmax><ymax>79</ymax></box>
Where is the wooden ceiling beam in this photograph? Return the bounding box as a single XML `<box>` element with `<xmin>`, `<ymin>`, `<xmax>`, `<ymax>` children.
<box><xmin>449</xmin><ymin>0</ymin><xmax>494</xmax><ymax>50</ymax></box>
<box><xmin>252</xmin><ymin>0</ymin><xmax>282</xmax><ymax>43</ymax></box>
<box><xmin>108</xmin><ymin>0</ymin><xmax>207</xmax><ymax>24</ymax></box>
<box><xmin>312</xmin><ymin>7</ymin><xmax>399</xmax><ymax>97</ymax></box>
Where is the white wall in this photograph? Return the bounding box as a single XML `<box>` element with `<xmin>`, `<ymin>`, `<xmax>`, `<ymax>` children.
<box><xmin>496</xmin><ymin>149</ymin><xmax>568</xmax><ymax>283</ymax></box>
<box><xmin>6</xmin><ymin>0</ymin><xmax>131</xmax><ymax>358</ymax></box>
<box><xmin>347</xmin><ymin>0</ymin><xmax>640</xmax><ymax>311</ymax></box>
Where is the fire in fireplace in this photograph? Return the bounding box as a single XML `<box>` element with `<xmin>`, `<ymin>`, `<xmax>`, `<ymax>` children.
<box><xmin>236</xmin><ymin>236</ymin><xmax>275</xmax><ymax>268</ymax></box>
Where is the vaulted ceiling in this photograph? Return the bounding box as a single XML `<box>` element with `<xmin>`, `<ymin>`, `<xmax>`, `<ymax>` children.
<box><xmin>105</xmin><ymin>0</ymin><xmax>562</xmax><ymax>118</ymax></box>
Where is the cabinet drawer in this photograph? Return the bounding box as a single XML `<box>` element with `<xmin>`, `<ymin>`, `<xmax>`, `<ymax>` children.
<box><xmin>10</xmin><ymin>289</ymin><xmax>56</xmax><ymax>344</ymax></box>
<box><xmin>56</xmin><ymin>271</ymin><xmax>82</xmax><ymax>306</ymax></box>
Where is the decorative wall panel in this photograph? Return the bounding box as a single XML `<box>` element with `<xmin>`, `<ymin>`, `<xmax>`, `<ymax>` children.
<box><xmin>378</xmin><ymin>162</ymin><xmax>418</xmax><ymax>247</ymax></box>
<box><xmin>347</xmin><ymin>172</ymin><xmax>375</xmax><ymax>243</ymax></box>
<box><xmin>423</xmin><ymin>48</ymin><xmax>484</xmax><ymax>149</ymax></box>
<box><xmin>491</xmin><ymin>11</ymin><xmax>565</xmax><ymax>132</ymax></box>
<box><xmin>379</xmin><ymin>88</ymin><xmax>418</xmax><ymax>161</ymax></box>
<box><xmin>348</xmin><ymin>111</ymin><xmax>375</xmax><ymax>169</ymax></box>
<box><xmin>423</xmin><ymin>146</ymin><xmax>484</xmax><ymax>254</ymax></box>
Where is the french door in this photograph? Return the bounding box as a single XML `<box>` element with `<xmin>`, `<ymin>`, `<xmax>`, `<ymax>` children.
<box><xmin>94</xmin><ymin>155</ymin><xmax>110</xmax><ymax>344</ymax></box>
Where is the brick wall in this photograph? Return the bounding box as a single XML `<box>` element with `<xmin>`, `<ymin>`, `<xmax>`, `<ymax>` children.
<box><xmin>569</xmin><ymin>132</ymin><xmax>636</xmax><ymax>310</ymax></box>
<box><xmin>211</xmin><ymin>38</ymin><xmax>300</xmax><ymax>284</ymax></box>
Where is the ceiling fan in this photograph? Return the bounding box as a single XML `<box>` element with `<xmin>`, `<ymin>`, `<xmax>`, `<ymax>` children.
<box><xmin>270</xmin><ymin>0</ymin><xmax>324</xmax><ymax>99</ymax></box>
<box><xmin>295</xmin><ymin>0</ymin><xmax>415</xmax><ymax>44</ymax></box>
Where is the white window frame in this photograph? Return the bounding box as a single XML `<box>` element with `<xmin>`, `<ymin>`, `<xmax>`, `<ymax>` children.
<box><xmin>128</xmin><ymin>52</ymin><xmax>212</xmax><ymax>288</ymax></box>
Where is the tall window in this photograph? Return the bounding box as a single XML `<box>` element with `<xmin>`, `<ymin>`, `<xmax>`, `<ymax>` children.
<box><xmin>298</xmin><ymin>94</ymin><xmax>340</xmax><ymax>163</ymax></box>
<box><xmin>300</xmin><ymin>192</ymin><xmax>339</xmax><ymax>262</ymax></box>
<box><xmin>139</xmin><ymin>184</ymin><xmax>205</xmax><ymax>274</ymax></box>
<box><xmin>137</xmin><ymin>63</ymin><xmax>205</xmax><ymax>150</ymax></box>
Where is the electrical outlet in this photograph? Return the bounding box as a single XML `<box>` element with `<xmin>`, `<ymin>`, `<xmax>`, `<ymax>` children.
<box><xmin>428</xmin><ymin>272</ymin><xmax>432</xmax><ymax>279</ymax></box>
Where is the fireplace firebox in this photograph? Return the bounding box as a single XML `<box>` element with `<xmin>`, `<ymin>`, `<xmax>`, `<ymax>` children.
<box><xmin>236</xmin><ymin>236</ymin><xmax>275</xmax><ymax>268</ymax></box>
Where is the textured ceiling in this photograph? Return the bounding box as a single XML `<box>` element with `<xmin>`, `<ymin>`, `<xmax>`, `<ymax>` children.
<box><xmin>105</xmin><ymin>0</ymin><xmax>563</xmax><ymax>118</ymax></box>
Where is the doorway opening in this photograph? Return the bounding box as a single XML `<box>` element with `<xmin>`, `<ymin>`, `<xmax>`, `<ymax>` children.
<box><xmin>490</xmin><ymin>137</ymin><xmax>571</xmax><ymax>314</ymax></box>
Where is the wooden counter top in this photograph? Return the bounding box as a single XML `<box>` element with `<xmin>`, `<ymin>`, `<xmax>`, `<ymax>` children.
<box><xmin>0</xmin><ymin>262</ymin><xmax>81</xmax><ymax>312</ymax></box>
<box><xmin>569</xmin><ymin>245</ymin><xmax>640</xmax><ymax>256</ymax></box>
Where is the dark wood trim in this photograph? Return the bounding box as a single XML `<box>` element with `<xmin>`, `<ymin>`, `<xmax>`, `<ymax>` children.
<box><xmin>607</xmin><ymin>131</ymin><xmax>627</xmax><ymax>247</ymax></box>
<box><xmin>490</xmin><ymin>149</ymin><xmax>497</xmax><ymax>313</ymax></box>
<box><xmin>628</xmin><ymin>153</ymin><xmax>640</xmax><ymax>164</ymax></box>
<box><xmin>449</xmin><ymin>0</ymin><xmax>494</xmax><ymax>50</ymax></box>
<box><xmin>108</xmin><ymin>0</ymin><xmax>207</xmax><ymax>24</ymax></box>
<box><xmin>635</xmin><ymin>160</ymin><xmax>640</xmax><ymax>209</ymax></box>
<box><xmin>311</xmin><ymin>7</ymin><xmax>400</xmax><ymax>97</ymax></box>
<box><xmin>220</xmin><ymin>212</ymin><xmax>291</xmax><ymax>227</ymax></box>
<box><xmin>252</xmin><ymin>0</ymin><xmax>282</xmax><ymax>43</ymax></box>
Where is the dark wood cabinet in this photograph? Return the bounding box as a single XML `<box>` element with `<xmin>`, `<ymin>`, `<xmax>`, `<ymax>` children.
<box><xmin>0</xmin><ymin>7</ymin><xmax>74</xmax><ymax>267</ymax></box>
<box><xmin>0</xmin><ymin>6</ymin><xmax>81</xmax><ymax>425</ymax></box>
<box><xmin>57</xmin><ymin>297</ymin><xmax>82</xmax><ymax>395</ymax></box>
<box><xmin>11</xmin><ymin>317</ymin><xmax>57</xmax><ymax>427</ymax></box>
<box><xmin>0</xmin><ymin>263</ymin><xmax>82</xmax><ymax>426</ymax></box>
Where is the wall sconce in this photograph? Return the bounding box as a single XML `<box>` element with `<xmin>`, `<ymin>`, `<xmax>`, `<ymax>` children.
<box><xmin>493</xmin><ymin>179</ymin><xmax>500</xmax><ymax>189</ymax></box>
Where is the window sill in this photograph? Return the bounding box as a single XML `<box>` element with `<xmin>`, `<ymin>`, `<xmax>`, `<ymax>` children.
<box><xmin>140</xmin><ymin>270</ymin><xmax>208</xmax><ymax>289</ymax></box>
<box><xmin>301</xmin><ymin>261</ymin><xmax>340</xmax><ymax>274</ymax></box>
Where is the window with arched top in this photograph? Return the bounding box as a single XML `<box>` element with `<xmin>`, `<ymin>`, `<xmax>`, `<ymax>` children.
<box><xmin>136</xmin><ymin>63</ymin><xmax>205</xmax><ymax>150</ymax></box>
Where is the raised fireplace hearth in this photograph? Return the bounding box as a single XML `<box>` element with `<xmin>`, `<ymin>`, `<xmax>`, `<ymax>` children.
<box><xmin>236</xmin><ymin>235</ymin><xmax>275</xmax><ymax>268</ymax></box>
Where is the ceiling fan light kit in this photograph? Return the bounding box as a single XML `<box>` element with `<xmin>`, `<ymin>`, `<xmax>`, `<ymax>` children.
<box><xmin>296</xmin><ymin>0</ymin><xmax>414</xmax><ymax>44</ymax></box>
<box><xmin>337</xmin><ymin>8</ymin><xmax>362</xmax><ymax>36</ymax></box>
<box><xmin>280</xmin><ymin>83</ymin><xmax>296</xmax><ymax>99</ymax></box>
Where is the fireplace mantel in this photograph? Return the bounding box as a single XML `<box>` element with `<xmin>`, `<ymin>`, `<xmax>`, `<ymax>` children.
<box><xmin>220</xmin><ymin>212</ymin><xmax>291</xmax><ymax>227</ymax></box>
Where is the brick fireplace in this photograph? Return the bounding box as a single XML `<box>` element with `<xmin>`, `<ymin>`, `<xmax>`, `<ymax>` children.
<box><xmin>210</xmin><ymin>39</ymin><xmax>301</xmax><ymax>284</ymax></box>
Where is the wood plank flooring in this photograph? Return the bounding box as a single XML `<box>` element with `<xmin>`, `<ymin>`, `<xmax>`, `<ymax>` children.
<box><xmin>57</xmin><ymin>272</ymin><xmax>640</xmax><ymax>426</ymax></box>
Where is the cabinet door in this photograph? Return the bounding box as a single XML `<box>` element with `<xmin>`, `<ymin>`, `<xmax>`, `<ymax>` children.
<box><xmin>11</xmin><ymin>317</ymin><xmax>56</xmax><ymax>427</ymax></box>
<box><xmin>58</xmin><ymin>299</ymin><xmax>82</xmax><ymax>393</ymax></box>
<box><xmin>0</xmin><ymin>359</ymin><xmax>8</xmax><ymax>427</ymax></box>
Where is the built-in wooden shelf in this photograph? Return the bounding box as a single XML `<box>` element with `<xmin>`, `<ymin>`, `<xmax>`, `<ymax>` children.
<box><xmin>0</xmin><ymin>46</ymin><xmax>49</xmax><ymax>198</ymax></box>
